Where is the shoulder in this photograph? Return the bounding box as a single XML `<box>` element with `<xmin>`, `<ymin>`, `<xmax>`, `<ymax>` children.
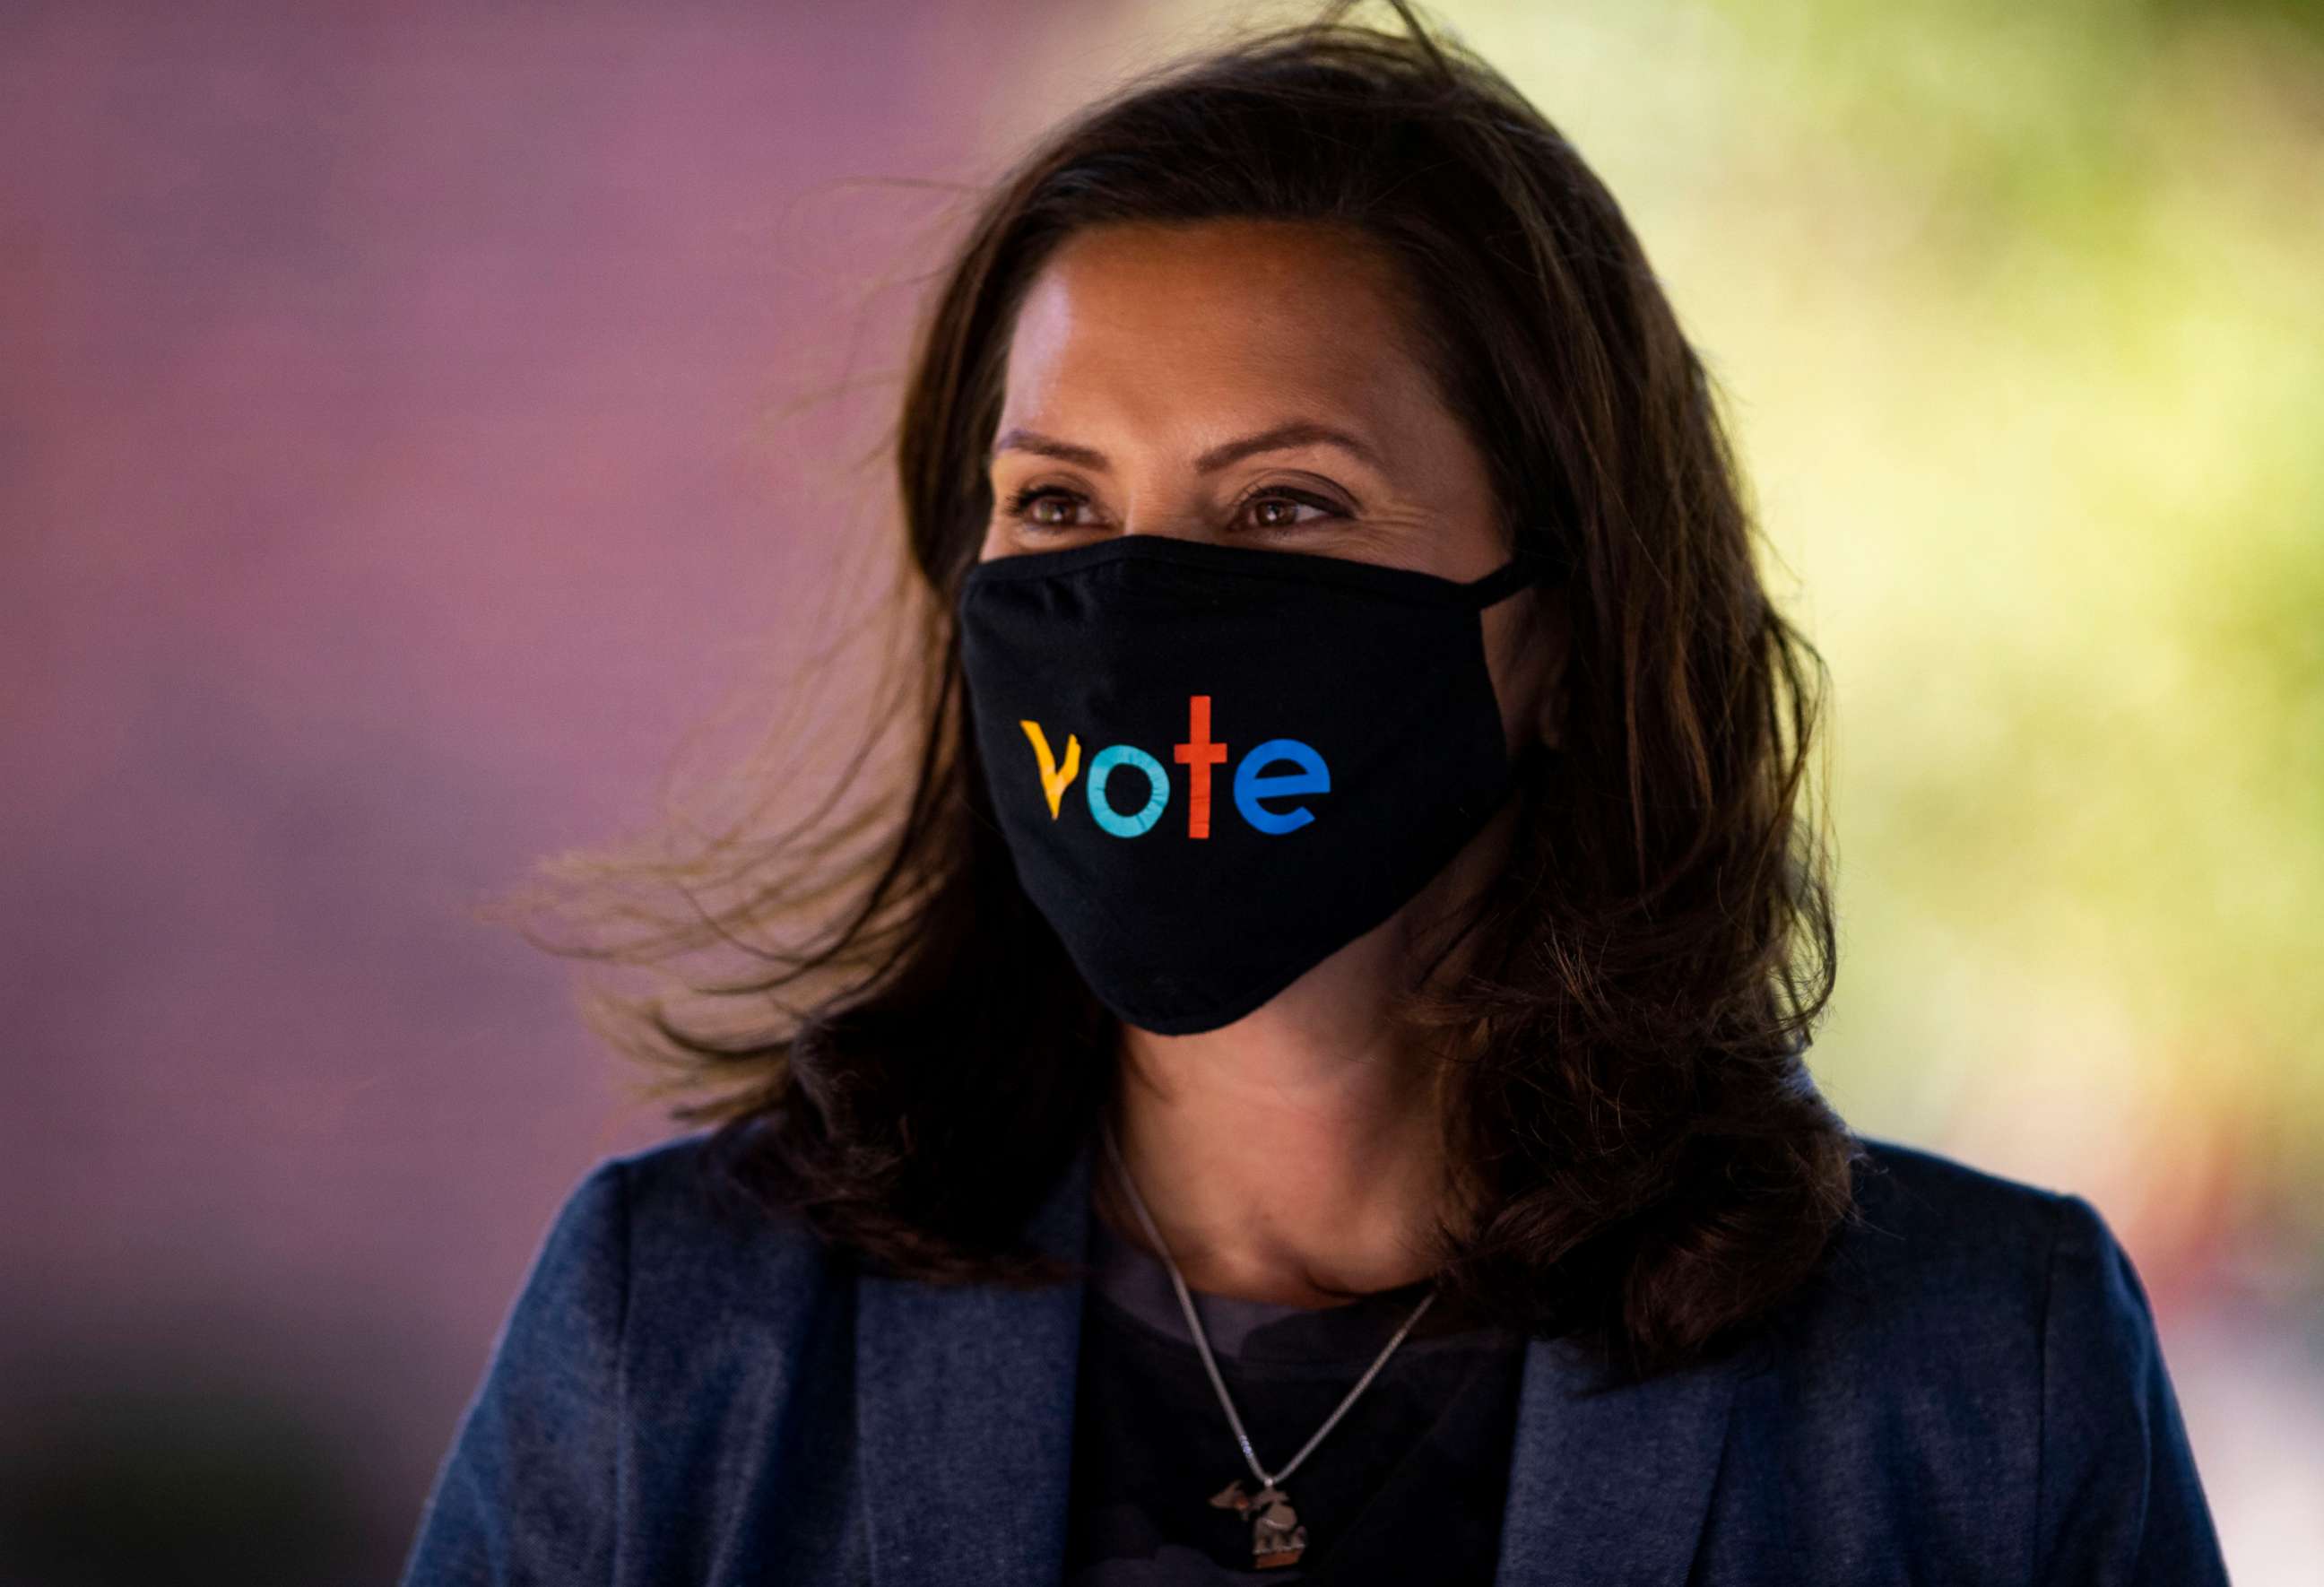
<box><xmin>1834</xmin><ymin>1131</ymin><xmax>2184</xmax><ymax>1349</ymax></box>
<box><xmin>1738</xmin><ymin>1132</ymin><xmax>2228</xmax><ymax>1581</ymax></box>
<box><xmin>1743</xmin><ymin>1132</ymin><xmax>2112</xmax><ymax>1442</ymax></box>
<box><xmin>1834</xmin><ymin>1130</ymin><xmax>2078</xmax><ymax>1295</ymax></box>
<box><xmin>1773</xmin><ymin>1131</ymin><xmax>2119</xmax><ymax>1365</ymax></box>
<box><xmin>1836</xmin><ymin>1133</ymin><xmax>2172</xmax><ymax>1379</ymax></box>
<box><xmin>488</xmin><ymin>1129</ymin><xmax>852</xmax><ymax>1427</ymax></box>
<box><xmin>399</xmin><ymin>1132</ymin><xmax>846</xmax><ymax>1582</ymax></box>
<box><xmin>580</xmin><ymin>1125</ymin><xmax>843</xmax><ymax>1320</ymax></box>
<box><xmin>492</xmin><ymin>1125</ymin><xmax>844</xmax><ymax>1375</ymax></box>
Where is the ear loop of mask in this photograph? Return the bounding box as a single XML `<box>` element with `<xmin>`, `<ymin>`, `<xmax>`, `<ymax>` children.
<box><xmin>1460</xmin><ymin>542</ymin><xmax>1571</xmax><ymax>609</ymax></box>
<box><xmin>1470</xmin><ymin>544</ymin><xmax>1570</xmax><ymax>776</ymax></box>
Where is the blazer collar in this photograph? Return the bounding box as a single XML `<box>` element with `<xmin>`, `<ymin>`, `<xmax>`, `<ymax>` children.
<box><xmin>854</xmin><ymin>1127</ymin><xmax>1748</xmax><ymax>1587</ymax></box>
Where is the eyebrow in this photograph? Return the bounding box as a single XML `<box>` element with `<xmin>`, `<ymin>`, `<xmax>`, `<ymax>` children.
<box><xmin>985</xmin><ymin>420</ymin><xmax>1385</xmax><ymax>475</ymax></box>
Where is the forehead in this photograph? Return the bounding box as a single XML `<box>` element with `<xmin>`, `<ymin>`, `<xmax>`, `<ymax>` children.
<box><xmin>997</xmin><ymin>218</ymin><xmax>1445</xmax><ymax>430</ymax></box>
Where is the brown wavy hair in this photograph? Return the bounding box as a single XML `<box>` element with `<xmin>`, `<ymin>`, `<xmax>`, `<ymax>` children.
<box><xmin>492</xmin><ymin>0</ymin><xmax>1864</xmax><ymax>1381</ymax></box>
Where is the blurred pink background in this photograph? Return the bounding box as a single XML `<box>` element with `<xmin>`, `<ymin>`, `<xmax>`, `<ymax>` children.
<box><xmin>1</xmin><ymin>3</ymin><xmax>1124</xmax><ymax>1577</ymax></box>
<box><xmin>4</xmin><ymin>2</ymin><xmax>2317</xmax><ymax>1582</ymax></box>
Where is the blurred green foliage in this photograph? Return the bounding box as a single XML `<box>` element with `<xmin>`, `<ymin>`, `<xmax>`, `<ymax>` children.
<box><xmin>1456</xmin><ymin>0</ymin><xmax>2324</xmax><ymax>1242</ymax></box>
<box><xmin>1155</xmin><ymin>0</ymin><xmax>2324</xmax><ymax>1253</ymax></box>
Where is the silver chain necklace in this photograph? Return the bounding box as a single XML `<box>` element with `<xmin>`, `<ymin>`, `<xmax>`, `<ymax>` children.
<box><xmin>1097</xmin><ymin>1116</ymin><xmax>1440</xmax><ymax>1571</ymax></box>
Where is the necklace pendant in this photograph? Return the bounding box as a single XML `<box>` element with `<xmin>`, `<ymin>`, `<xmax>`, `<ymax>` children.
<box><xmin>1210</xmin><ymin>1478</ymin><xmax>1308</xmax><ymax>1569</ymax></box>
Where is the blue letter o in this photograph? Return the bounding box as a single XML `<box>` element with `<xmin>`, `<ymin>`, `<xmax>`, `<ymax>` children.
<box><xmin>1088</xmin><ymin>744</ymin><xmax>1169</xmax><ymax>837</ymax></box>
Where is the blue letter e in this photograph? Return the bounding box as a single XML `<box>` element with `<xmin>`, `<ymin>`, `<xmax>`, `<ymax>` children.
<box><xmin>1233</xmin><ymin>739</ymin><xmax>1330</xmax><ymax>834</ymax></box>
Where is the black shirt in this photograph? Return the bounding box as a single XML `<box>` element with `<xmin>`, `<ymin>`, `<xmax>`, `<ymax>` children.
<box><xmin>1063</xmin><ymin>1206</ymin><xmax>1530</xmax><ymax>1585</ymax></box>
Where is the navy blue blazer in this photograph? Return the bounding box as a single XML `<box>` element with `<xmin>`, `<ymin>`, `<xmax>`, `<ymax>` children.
<box><xmin>397</xmin><ymin>1127</ymin><xmax>2231</xmax><ymax>1585</ymax></box>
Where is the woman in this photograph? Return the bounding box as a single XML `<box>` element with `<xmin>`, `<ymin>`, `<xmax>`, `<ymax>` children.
<box><xmin>400</xmin><ymin>4</ymin><xmax>2230</xmax><ymax>1583</ymax></box>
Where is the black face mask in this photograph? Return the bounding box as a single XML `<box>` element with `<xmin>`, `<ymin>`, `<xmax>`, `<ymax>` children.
<box><xmin>956</xmin><ymin>533</ymin><xmax>1558</xmax><ymax>1036</ymax></box>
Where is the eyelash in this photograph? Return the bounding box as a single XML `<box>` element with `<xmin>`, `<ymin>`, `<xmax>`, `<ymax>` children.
<box><xmin>1000</xmin><ymin>483</ymin><xmax>1346</xmax><ymax>534</ymax></box>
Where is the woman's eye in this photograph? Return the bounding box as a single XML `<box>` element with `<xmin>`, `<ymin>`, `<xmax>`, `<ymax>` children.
<box><xmin>1239</xmin><ymin>490</ymin><xmax>1341</xmax><ymax>532</ymax></box>
<box><xmin>999</xmin><ymin>484</ymin><xmax>1345</xmax><ymax>534</ymax></box>
<box><xmin>1003</xmin><ymin>485</ymin><xmax>1088</xmax><ymax>532</ymax></box>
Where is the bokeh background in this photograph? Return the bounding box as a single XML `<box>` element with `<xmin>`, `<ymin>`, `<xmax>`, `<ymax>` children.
<box><xmin>4</xmin><ymin>0</ymin><xmax>2319</xmax><ymax>1580</ymax></box>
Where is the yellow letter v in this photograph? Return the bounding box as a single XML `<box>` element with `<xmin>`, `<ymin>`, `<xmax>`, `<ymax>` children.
<box><xmin>1018</xmin><ymin>721</ymin><xmax>1081</xmax><ymax>819</ymax></box>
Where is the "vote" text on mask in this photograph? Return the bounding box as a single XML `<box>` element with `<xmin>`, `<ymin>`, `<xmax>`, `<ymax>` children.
<box><xmin>1014</xmin><ymin>694</ymin><xmax>1330</xmax><ymax>837</ymax></box>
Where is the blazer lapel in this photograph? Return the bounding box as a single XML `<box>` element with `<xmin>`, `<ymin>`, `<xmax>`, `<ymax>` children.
<box><xmin>855</xmin><ymin>1129</ymin><xmax>1095</xmax><ymax>1587</ymax></box>
<box><xmin>1491</xmin><ymin>1327</ymin><xmax>1756</xmax><ymax>1587</ymax></box>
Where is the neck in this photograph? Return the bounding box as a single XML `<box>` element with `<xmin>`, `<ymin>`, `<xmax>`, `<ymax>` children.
<box><xmin>1096</xmin><ymin>801</ymin><xmax>1515</xmax><ymax>1309</ymax></box>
